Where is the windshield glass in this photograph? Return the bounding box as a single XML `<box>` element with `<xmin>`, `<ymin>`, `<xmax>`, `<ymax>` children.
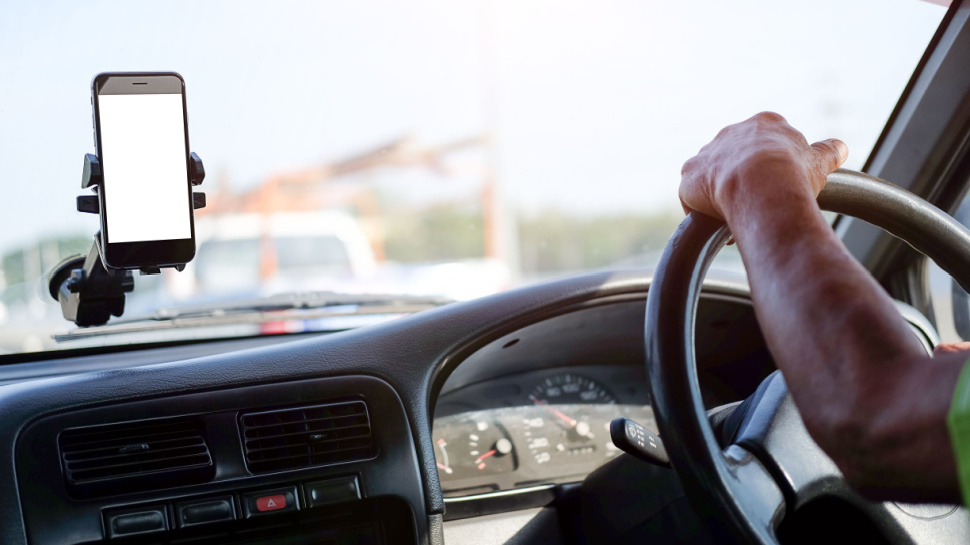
<box><xmin>0</xmin><ymin>0</ymin><xmax>947</xmax><ymax>355</ymax></box>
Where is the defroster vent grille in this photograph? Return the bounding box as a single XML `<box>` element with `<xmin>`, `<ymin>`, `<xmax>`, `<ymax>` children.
<box><xmin>59</xmin><ymin>417</ymin><xmax>213</xmax><ymax>498</ymax></box>
<box><xmin>240</xmin><ymin>400</ymin><xmax>376</xmax><ymax>474</ymax></box>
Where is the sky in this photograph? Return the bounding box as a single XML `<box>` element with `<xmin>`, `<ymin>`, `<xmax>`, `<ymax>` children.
<box><xmin>0</xmin><ymin>0</ymin><xmax>947</xmax><ymax>255</ymax></box>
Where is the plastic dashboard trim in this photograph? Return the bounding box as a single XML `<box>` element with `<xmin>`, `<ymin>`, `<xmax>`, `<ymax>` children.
<box><xmin>17</xmin><ymin>374</ymin><xmax>423</xmax><ymax>544</ymax></box>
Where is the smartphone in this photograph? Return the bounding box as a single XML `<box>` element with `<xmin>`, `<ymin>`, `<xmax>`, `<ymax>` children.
<box><xmin>92</xmin><ymin>72</ymin><xmax>195</xmax><ymax>269</ymax></box>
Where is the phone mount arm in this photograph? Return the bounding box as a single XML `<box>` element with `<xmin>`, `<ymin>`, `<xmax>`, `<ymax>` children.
<box><xmin>47</xmin><ymin>153</ymin><xmax>207</xmax><ymax>327</ymax></box>
<box><xmin>76</xmin><ymin>152</ymin><xmax>207</xmax><ymax>216</ymax></box>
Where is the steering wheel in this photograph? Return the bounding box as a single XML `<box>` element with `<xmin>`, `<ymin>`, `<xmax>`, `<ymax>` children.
<box><xmin>645</xmin><ymin>169</ymin><xmax>970</xmax><ymax>543</ymax></box>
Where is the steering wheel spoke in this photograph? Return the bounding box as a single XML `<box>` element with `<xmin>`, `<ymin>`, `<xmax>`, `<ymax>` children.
<box><xmin>733</xmin><ymin>371</ymin><xmax>844</xmax><ymax>511</ymax></box>
<box><xmin>719</xmin><ymin>444</ymin><xmax>787</xmax><ymax>536</ymax></box>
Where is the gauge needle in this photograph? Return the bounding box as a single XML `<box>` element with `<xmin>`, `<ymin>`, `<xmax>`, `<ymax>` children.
<box><xmin>530</xmin><ymin>396</ymin><xmax>577</xmax><ymax>427</ymax></box>
<box><xmin>475</xmin><ymin>449</ymin><xmax>496</xmax><ymax>464</ymax></box>
<box><xmin>475</xmin><ymin>449</ymin><xmax>497</xmax><ymax>470</ymax></box>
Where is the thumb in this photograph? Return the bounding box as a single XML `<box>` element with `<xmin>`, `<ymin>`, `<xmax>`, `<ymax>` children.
<box><xmin>810</xmin><ymin>138</ymin><xmax>849</xmax><ymax>174</ymax></box>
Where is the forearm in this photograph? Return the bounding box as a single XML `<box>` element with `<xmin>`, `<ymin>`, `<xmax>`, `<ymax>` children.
<box><xmin>723</xmin><ymin>166</ymin><xmax>925</xmax><ymax>388</ymax></box>
<box><xmin>722</xmin><ymin>167</ymin><xmax>965</xmax><ymax>501</ymax></box>
<box><xmin>679</xmin><ymin>112</ymin><xmax>970</xmax><ymax>501</ymax></box>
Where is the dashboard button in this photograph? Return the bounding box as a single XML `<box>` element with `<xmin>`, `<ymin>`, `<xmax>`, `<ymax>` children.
<box><xmin>256</xmin><ymin>494</ymin><xmax>286</xmax><ymax>512</ymax></box>
<box><xmin>305</xmin><ymin>476</ymin><xmax>361</xmax><ymax>508</ymax></box>
<box><xmin>105</xmin><ymin>505</ymin><xmax>168</xmax><ymax>538</ymax></box>
<box><xmin>242</xmin><ymin>487</ymin><xmax>298</xmax><ymax>518</ymax></box>
<box><xmin>176</xmin><ymin>496</ymin><xmax>235</xmax><ymax>528</ymax></box>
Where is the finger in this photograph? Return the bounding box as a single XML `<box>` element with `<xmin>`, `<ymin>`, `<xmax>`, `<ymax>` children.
<box><xmin>750</xmin><ymin>111</ymin><xmax>788</xmax><ymax>125</ymax></box>
<box><xmin>934</xmin><ymin>342</ymin><xmax>970</xmax><ymax>356</ymax></box>
<box><xmin>681</xmin><ymin>156</ymin><xmax>696</xmax><ymax>176</ymax></box>
<box><xmin>811</xmin><ymin>138</ymin><xmax>849</xmax><ymax>173</ymax></box>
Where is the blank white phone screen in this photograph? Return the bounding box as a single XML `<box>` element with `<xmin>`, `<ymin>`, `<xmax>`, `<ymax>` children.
<box><xmin>99</xmin><ymin>93</ymin><xmax>191</xmax><ymax>243</ymax></box>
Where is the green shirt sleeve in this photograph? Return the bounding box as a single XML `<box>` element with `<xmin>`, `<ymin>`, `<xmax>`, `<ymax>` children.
<box><xmin>947</xmin><ymin>360</ymin><xmax>970</xmax><ymax>507</ymax></box>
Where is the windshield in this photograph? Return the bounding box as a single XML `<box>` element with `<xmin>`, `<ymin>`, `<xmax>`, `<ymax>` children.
<box><xmin>0</xmin><ymin>0</ymin><xmax>947</xmax><ymax>355</ymax></box>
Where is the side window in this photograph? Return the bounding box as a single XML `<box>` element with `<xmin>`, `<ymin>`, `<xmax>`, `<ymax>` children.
<box><xmin>931</xmin><ymin>196</ymin><xmax>970</xmax><ymax>343</ymax></box>
<box><xmin>952</xmin><ymin>198</ymin><xmax>970</xmax><ymax>341</ymax></box>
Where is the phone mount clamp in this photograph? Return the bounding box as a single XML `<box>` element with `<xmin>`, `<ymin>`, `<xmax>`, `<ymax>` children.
<box><xmin>47</xmin><ymin>153</ymin><xmax>206</xmax><ymax>327</ymax></box>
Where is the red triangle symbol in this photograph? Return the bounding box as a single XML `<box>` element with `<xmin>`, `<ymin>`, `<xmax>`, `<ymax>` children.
<box><xmin>267</xmin><ymin>499</ymin><xmax>276</xmax><ymax>507</ymax></box>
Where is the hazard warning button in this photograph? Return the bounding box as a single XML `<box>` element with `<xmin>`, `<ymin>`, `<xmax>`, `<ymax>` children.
<box><xmin>242</xmin><ymin>487</ymin><xmax>298</xmax><ymax>518</ymax></box>
<box><xmin>257</xmin><ymin>494</ymin><xmax>286</xmax><ymax>512</ymax></box>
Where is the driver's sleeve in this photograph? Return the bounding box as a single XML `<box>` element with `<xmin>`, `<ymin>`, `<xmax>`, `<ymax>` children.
<box><xmin>948</xmin><ymin>361</ymin><xmax>970</xmax><ymax>506</ymax></box>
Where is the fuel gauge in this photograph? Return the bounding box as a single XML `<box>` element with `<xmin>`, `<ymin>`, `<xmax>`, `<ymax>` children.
<box><xmin>433</xmin><ymin>412</ymin><xmax>517</xmax><ymax>482</ymax></box>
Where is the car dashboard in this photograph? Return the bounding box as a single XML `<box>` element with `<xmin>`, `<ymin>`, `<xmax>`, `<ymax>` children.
<box><xmin>0</xmin><ymin>269</ymin><xmax>940</xmax><ymax>544</ymax></box>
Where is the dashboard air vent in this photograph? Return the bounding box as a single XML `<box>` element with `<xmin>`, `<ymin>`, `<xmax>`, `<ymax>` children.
<box><xmin>240</xmin><ymin>400</ymin><xmax>376</xmax><ymax>474</ymax></box>
<box><xmin>59</xmin><ymin>417</ymin><xmax>213</xmax><ymax>498</ymax></box>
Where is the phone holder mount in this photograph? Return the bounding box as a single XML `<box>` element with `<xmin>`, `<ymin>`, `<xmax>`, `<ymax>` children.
<box><xmin>47</xmin><ymin>153</ymin><xmax>206</xmax><ymax>327</ymax></box>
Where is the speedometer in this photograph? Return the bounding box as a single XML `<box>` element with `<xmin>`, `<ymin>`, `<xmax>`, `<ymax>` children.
<box><xmin>529</xmin><ymin>374</ymin><xmax>615</xmax><ymax>405</ymax></box>
<box><xmin>523</xmin><ymin>374</ymin><xmax>619</xmax><ymax>466</ymax></box>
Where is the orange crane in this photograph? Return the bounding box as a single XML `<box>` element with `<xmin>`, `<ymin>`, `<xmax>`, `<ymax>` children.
<box><xmin>198</xmin><ymin>135</ymin><xmax>504</xmax><ymax>264</ymax></box>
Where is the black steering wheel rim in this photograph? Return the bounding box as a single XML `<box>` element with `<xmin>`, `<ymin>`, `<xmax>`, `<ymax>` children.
<box><xmin>644</xmin><ymin>168</ymin><xmax>970</xmax><ymax>543</ymax></box>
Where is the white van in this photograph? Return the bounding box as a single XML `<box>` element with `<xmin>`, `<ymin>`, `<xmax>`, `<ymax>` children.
<box><xmin>187</xmin><ymin>211</ymin><xmax>377</xmax><ymax>297</ymax></box>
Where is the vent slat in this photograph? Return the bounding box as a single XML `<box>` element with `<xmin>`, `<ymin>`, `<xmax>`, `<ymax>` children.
<box><xmin>244</xmin><ymin>425</ymin><xmax>371</xmax><ymax>451</ymax></box>
<box><xmin>61</xmin><ymin>429</ymin><xmax>201</xmax><ymax>452</ymax></box>
<box><xmin>242</xmin><ymin>414</ymin><xmax>369</xmax><ymax>437</ymax></box>
<box><xmin>249</xmin><ymin>444</ymin><xmax>374</xmax><ymax>464</ymax></box>
<box><xmin>61</xmin><ymin>423</ymin><xmax>199</xmax><ymax>448</ymax></box>
<box><xmin>246</xmin><ymin>437</ymin><xmax>374</xmax><ymax>460</ymax></box>
<box><xmin>59</xmin><ymin>416</ymin><xmax>214</xmax><ymax>499</ymax></box>
<box><xmin>68</xmin><ymin>455</ymin><xmax>212</xmax><ymax>481</ymax></box>
<box><xmin>242</xmin><ymin>404</ymin><xmax>366</xmax><ymax>427</ymax></box>
<box><xmin>63</xmin><ymin>436</ymin><xmax>206</xmax><ymax>461</ymax></box>
<box><xmin>242</xmin><ymin>408</ymin><xmax>367</xmax><ymax>429</ymax></box>
<box><xmin>247</xmin><ymin>444</ymin><xmax>375</xmax><ymax>473</ymax></box>
<box><xmin>66</xmin><ymin>445</ymin><xmax>209</xmax><ymax>471</ymax></box>
<box><xmin>239</xmin><ymin>401</ymin><xmax>376</xmax><ymax>474</ymax></box>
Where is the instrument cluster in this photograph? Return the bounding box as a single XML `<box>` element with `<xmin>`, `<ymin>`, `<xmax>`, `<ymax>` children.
<box><xmin>432</xmin><ymin>365</ymin><xmax>655</xmax><ymax>497</ymax></box>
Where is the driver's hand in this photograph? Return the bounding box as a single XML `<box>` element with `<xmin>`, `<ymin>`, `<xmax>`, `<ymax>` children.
<box><xmin>679</xmin><ymin>112</ymin><xmax>849</xmax><ymax>222</ymax></box>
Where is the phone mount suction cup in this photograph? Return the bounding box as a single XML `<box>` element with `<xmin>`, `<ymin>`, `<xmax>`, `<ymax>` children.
<box><xmin>47</xmin><ymin>153</ymin><xmax>207</xmax><ymax>327</ymax></box>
